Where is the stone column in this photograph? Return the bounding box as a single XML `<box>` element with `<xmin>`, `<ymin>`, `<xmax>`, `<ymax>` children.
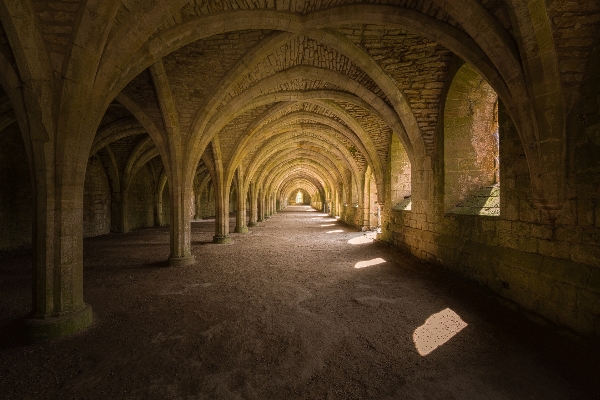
<box><xmin>213</xmin><ymin>179</ymin><xmax>231</xmax><ymax>244</ymax></box>
<box><xmin>234</xmin><ymin>167</ymin><xmax>248</xmax><ymax>233</ymax></box>
<box><xmin>258</xmin><ymin>190</ymin><xmax>265</xmax><ymax>222</ymax></box>
<box><xmin>167</xmin><ymin>183</ymin><xmax>195</xmax><ymax>266</ymax></box>
<box><xmin>25</xmin><ymin>149</ymin><xmax>92</xmax><ymax>342</ymax></box>
<box><xmin>248</xmin><ymin>182</ymin><xmax>258</xmax><ymax>227</ymax></box>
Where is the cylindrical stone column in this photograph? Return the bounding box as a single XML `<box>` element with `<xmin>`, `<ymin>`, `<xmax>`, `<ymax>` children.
<box><xmin>213</xmin><ymin>181</ymin><xmax>232</xmax><ymax>244</ymax></box>
<box><xmin>234</xmin><ymin>167</ymin><xmax>248</xmax><ymax>233</ymax></box>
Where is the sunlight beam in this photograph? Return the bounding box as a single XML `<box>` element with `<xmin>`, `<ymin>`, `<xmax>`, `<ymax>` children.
<box><xmin>354</xmin><ymin>258</ymin><xmax>386</xmax><ymax>269</ymax></box>
<box><xmin>413</xmin><ymin>308</ymin><xmax>468</xmax><ymax>356</ymax></box>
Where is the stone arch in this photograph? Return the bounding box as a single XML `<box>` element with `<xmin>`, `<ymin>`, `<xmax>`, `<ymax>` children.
<box><xmin>90</xmin><ymin>119</ymin><xmax>146</xmax><ymax>156</ymax></box>
<box><xmin>227</xmin><ymin>97</ymin><xmax>387</xmax><ymax>197</ymax></box>
<box><xmin>241</xmin><ymin>129</ymin><xmax>359</xmax><ymax>197</ymax></box>
<box><xmin>188</xmin><ymin>65</ymin><xmax>409</xmax><ymax>189</ymax></box>
<box><xmin>443</xmin><ymin>63</ymin><xmax>500</xmax><ymax>216</ymax></box>
<box><xmin>388</xmin><ymin>133</ymin><xmax>412</xmax><ymax>210</ymax></box>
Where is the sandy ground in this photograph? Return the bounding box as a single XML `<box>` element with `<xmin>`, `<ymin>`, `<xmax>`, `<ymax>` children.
<box><xmin>0</xmin><ymin>206</ymin><xmax>598</xmax><ymax>399</ymax></box>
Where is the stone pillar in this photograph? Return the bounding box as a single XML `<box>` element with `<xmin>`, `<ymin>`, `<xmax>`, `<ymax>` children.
<box><xmin>194</xmin><ymin>187</ymin><xmax>202</xmax><ymax>220</ymax></box>
<box><xmin>25</xmin><ymin>160</ymin><xmax>92</xmax><ymax>342</ymax></box>
<box><xmin>168</xmin><ymin>183</ymin><xmax>195</xmax><ymax>266</ymax></box>
<box><xmin>154</xmin><ymin>191</ymin><xmax>163</xmax><ymax>227</ymax></box>
<box><xmin>234</xmin><ymin>167</ymin><xmax>248</xmax><ymax>233</ymax></box>
<box><xmin>268</xmin><ymin>195</ymin><xmax>272</xmax><ymax>216</ymax></box>
<box><xmin>248</xmin><ymin>182</ymin><xmax>258</xmax><ymax>227</ymax></box>
<box><xmin>110</xmin><ymin>192</ymin><xmax>126</xmax><ymax>233</ymax></box>
<box><xmin>154</xmin><ymin>174</ymin><xmax>167</xmax><ymax>227</ymax></box>
<box><xmin>116</xmin><ymin>189</ymin><xmax>129</xmax><ymax>233</ymax></box>
<box><xmin>258</xmin><ymin>191</ymin><xmax>265</xmax><ymax>222</ymax></box>
<box><xmin>213</xmin><ymin>180</ymin><xmax>231</xmax><ymax>244</ymax></box>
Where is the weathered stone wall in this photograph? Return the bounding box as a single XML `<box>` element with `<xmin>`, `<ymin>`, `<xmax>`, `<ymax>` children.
<box><xmin>383</xmin><ymin>102</ymin><xmax>600</xmax><ymax>337</ymax></box>
<box><xmin>0</xmin><ymin>123</ymin><xmax>32</xmax><ymax>252</ymax></box>
<box><xmin>340</xmin><ymin>205</ymin><xmax>361</xmax><ymax>229</ymax></box>
<box><xmin>83</xmin><ymin>156</ymin><xmax>111</xmax><ymax>237</ymax></box>
<box><xmin>388</xmin><ymin>134</ymin><xmax>411</xmax><ymax>209</ymax></box>
<box><xmin>444</xmin><ymin>63</ymin><xmax>499</xmax><ymax>211</ymax></box>
<box><xmin>127</xmin><ymin>166</ymin><xmax>155</xmax><ymax>229</ymax></box>
<box><xmin>197</xmin><ymin>185</ymin><xmax>216</xmax><ymax>219</ymax></box>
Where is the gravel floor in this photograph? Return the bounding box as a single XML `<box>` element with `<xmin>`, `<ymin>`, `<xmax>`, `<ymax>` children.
<box><xmin>0</xmin><ymin>206</ymin><xmax>598</xmax><ymax>399</ymax></box>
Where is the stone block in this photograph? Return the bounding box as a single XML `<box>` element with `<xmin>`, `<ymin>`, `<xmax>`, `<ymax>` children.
<box><xmin>537</xmin><ymin>239</ymin><xmax>571</xmax><ymax>259</ymax></box>
<box><xmin>517</xmin><ymin>235</ymin><xmax>538</xmax><ymax>253</ymax></box>
<box><xmin>588</xmin><ymin>268</ymin><xmax>600</xmax><ymax>294</ymax></box>
<box><xmin>530</xmin><ymin>275</ymin><xmax>578</xmax><ymax>308</ymax></box>
<box><xmin>530</xmin><ymin>224</ymin><xmax>553</xmax><ymax>239</ymax></box>
<box><xmin>582</xmin><ymin>228</ymin><xmax>600</xmax><ymax>246</ymax></box>
<box><xmin>499</xmin><ymin>248</ymin><xmax>543</xmax><ymax>273</ymax></box>
<box><xmin>577</xmin><ymin>289</ymin><xmax>600</xmax><ymax>318</ymax></box>
<box><xmin>540</xmin><ymin>258</ymin><xmax>591</xmax><ymax>288</ymax></box>
<box><xmin>571</xmin><ymin>243</ymin><xmax>600</xmax><ymax>266</ymax></box>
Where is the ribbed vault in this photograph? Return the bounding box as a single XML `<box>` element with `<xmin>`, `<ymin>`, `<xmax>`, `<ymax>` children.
<box><xmin>1</xmin><ymin>0</ymin><xmax>595</xmax><ymax>341</ymax></box>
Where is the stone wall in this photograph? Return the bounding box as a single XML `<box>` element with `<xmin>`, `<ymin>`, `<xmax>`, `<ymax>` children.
<box><xmin>340</xmin><ymin>205</ymin><xmax>361</xmax><ymax>229</ymax></box>
<box><xmin>383</xmin><ymin>101</ymin><xmax>600</xmax><ymax>337</ymax></box>
<box><xmin>83</xmin><ymin>156</ymin><xmax>111</xmax><ymax>237</ymax></box>
<box><xmin>444</xmin><ymin>63</ymin><xmax>498</xmax><ymax>212</ymax></box>
<box><xmin>388</xmin><ymin>134</ymin><xmax>411</xmax><ymax>209</ymax></box>
<box><xmin>196</xmin><ymin>185</ymin><xmax>216</xmax><ymax>219</ymax></box>
<box><xmin>0</xmin><ymin>123</ymin><xmax>32</xmax><ymax>252</ymax></box>
<box><xmin>0</xmin><ymin>127</ymin><xmax>114</xmax><ymax>251</ymax></box>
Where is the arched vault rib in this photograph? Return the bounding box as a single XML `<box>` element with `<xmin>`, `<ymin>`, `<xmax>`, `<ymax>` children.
<box><xmin>115</xmin><ymin>92</ymin><xmax>170</xmax><ymax>175</ymax></box>
<box><xmin>270</xmin><ymin>167</ymin><xmax>330</xmax><ymax>203</ymax></box>
<box><xmin>280</xmin><ymin>178</ymin><xmax>321</xmax><ymax>200</ymax></box>
<box><xmin>122</xmin><ymin>136</ymin><xmax>156</xmax><ymax>191</ymax></box>
<box><xmin>259</xmin><ymin>162</ymin><xmax>334</xmax><ymax>199</ymax></box>
<box><xmin>257</xmin><ymin>153</ymin><xmax>342</xmax><ymax>201</ymax></box>
<box><xmin>230</xmin><ymin>111</ymin><xmax>366</xmax><ymax>179</ymax></box>
<box><xmin>99</xmin><ymin>5</ymin><xmax>508</xmax><ymax>133</ymax></box>
<box><xmin>90</xmin><ymin>118</ymin><xmax>146</xmax><ymax>156</ymax></box>
<box><xmin>256</xmin><ymin>155</ymin><xmax>335</xmax><ymax>194</ymax></box>
<box><xmin>189</xmin><ymin>65</ymin><xmax>394</xmax><ymax>186</ymax></box>
<box><xmin>240</xmin><ymin>130</ymin><xmax>357</xmax><ymax>197</ymax></box>
<box><xmin>184</xmin><ymin>27</ymin><xmax>423</xmax><ymax>161</ymax></box>
<box><xmin>268</xmin><ymin>167</ymin><xmax>328</xmax><ymax>202</ymax></box>
<box><xmin>227</xmin><ymin>98</ymin><xmax>386</xmax><ymax>194</ymax></box>
<box><xmin>252</xmin><ymin>147</ymin><xmax>345</xmax><ymax>193</ymax></box>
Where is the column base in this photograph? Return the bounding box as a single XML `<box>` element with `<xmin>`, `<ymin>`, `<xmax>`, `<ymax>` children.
<box><xmin>169</xmin><ymin>254</ymin><xmax>196</xmax><ymax>266</ymax></box>
<box><xmin>234</xmin><ymin>226</ymin><xmax>249</xmax><ymax>233</ymax></box>
<box><xmin>213</xmin><ymin>235</ymin><xmax>232</xmax><ymax>244</ymax></box>
<box><xmin>24</xmin><ymin>303</ymin><xmax>92</xmax><ymax>343</ymax></box>
<box><xmin>257</xmin><ymin>218</ymin><xmax>264</xmax><ymax>222</ymax></box>
<box><xmin>247</xmin><ymin>222</ymin><xmax>258</xmax><ymax>227</ymax></box>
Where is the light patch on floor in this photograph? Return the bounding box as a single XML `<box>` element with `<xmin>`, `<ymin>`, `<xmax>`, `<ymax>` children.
<box><xmin>413</xmin><ymin>308</ymin><xmax>468</xmax><ymax>356</ymax></box>
<box><xmin>320</xmin><ymin>224</ymin><xmax>336</xmax><ymax>227</ymax></box>
<box><xmin>327</xmin><ymin>230</ymin><xmax>344</xmax><ymax>234</ymax></box>
<box><xmin>348</xmin><ymin>232</ymin><xmax>377</xmax><ymax>244</ymax></box>
<box><xmin>354</xmin><ymin>257</ymin><xmax>386</xmax><ymax>269</ymax></box>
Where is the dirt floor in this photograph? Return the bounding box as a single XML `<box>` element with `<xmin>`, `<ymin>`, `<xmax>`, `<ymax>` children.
<box><xmin>0</xmin><ymin>206</ymin><xmax>598</xmax><ymax>399</ymax></box>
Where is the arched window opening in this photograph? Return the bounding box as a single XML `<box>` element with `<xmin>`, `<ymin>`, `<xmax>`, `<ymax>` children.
<box><xmin>444</xmin><ymin>63</ymin><xmax>499</xmax><ymax>216</ymax></box>
<box><xmin>389</xmin><ymin>134</ymin><xmax>412</xmax><ymax>211</ymax></box>
<box><xmin>296</xmin><ymin>191</ymin><xmax>303</xmax><ymax>204</ymax></box>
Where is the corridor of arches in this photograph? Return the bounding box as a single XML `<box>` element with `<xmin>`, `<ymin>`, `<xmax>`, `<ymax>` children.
<box><xmin>0</xmin><ymin>0</ymin><xmax>599</xmax><ymax>396</ymax></box>
<box><xmin>0</xmin><ymin>206</ymin><xmax>597</xmax><ymax>398</ymax></box>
